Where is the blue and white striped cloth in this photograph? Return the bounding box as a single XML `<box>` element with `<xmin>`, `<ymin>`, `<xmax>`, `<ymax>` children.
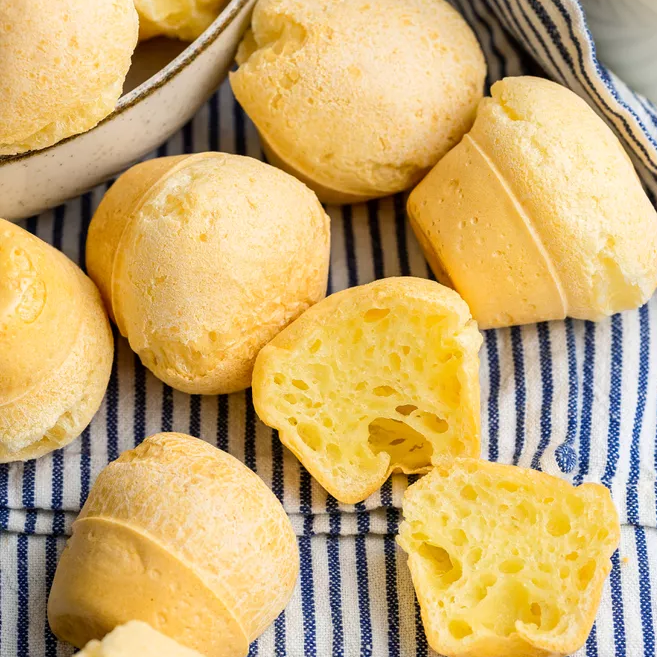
<box><xmin>2</xmin><ymin>1</ymin><xmax>657</xmax><ymax>655</ymax></box>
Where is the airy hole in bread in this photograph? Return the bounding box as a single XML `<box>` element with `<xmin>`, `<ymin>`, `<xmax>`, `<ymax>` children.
<box><xmin>367</xmin><ymin>417</ymin><xmax>434</xmax><ymax>471</ymax></box>
<box><xmin>238</xmin><ymin>10</ymin><xmax>308</xmax><ymax>68</ymax></box>
<box><xmin>399</xmin><ymin>461</ymin><xmax>619</xmax><ymax>652</ymax></box>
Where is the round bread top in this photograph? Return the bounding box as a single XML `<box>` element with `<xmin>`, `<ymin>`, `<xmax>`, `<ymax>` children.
<box><xmin>0</xmin><ymin>0</ymin><xmax>138</xmax><ymax>154</ymax></box>
<box><xmin>231</xmin><ymin>0</ymin><xmax>486</xmax><ymax>198</ymax></box>
<box><xmin>135</xmin><ymin>0</ymin><xmax>226</xmax><ymax>41</ymax></box>
<box><xmin>79</xmin><ymin>433</ymin><xmax>299</xmax><ymax>641</ymax></box>
<box><xmin>0</xmin><ymin>220</ymin><xmax>83</xmax><ymax>407</ymax></box>
<box><xmin>468</xmin><ymin>76</ymin><xmax>657</xmax><ymax>318</ymax></box>
<box><xmin>101</xmin><ymin>153</ymin><xmax>329</xmax><ymax>394</ymax></box>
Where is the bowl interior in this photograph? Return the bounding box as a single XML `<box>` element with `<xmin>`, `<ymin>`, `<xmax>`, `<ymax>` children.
<box><xmin>122</xmin><ymin>37</ymin><xmax>190</xmax><ymax>95</ymax></box>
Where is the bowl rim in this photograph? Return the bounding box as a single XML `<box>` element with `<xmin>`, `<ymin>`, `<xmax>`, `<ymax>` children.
<box><xmin>0</xmin><ymin>0</ymin><xmax>252</xmax><ymax>167</ymax></box>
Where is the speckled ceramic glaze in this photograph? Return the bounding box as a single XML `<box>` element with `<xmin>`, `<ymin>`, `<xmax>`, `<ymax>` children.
<box><xmin>0</xmin><ymin>0</ymin><xmax>255</xmax><ymax>221</ymax></box>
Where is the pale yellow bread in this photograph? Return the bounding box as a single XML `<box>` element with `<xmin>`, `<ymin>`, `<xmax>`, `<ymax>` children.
<box><xmin>86</xmin><ymin>153</ymin><xmax>330</xmax><ymax>395</ymax></box>
<box><xmin>252</xmin><ymin>277</ymin><xmax>482</xmax><ymax>504</ymax></box>
<box><xmin>407</xmin><ymin>76</ymin><xmax>657</xmax><ymax>329</ymax></box>
<box><xmin>0</xmin><ymin>219</ymin><xmax>113</xmax><ymax>462</ymax></box>
<box><xmin>76</xmin><ymin>621</ymin><xmax>203</xmax><ymax>657</ymax></box>
<box><xmin>135</xmin><ymin>0</ymin><xmax>228</xmax><ymax>41</ymax></box>
<box><xmin>231</xmin><ymin>0</ymin><xmax>486</xmax><ymax>204</ymax></box>
<box><xmin>0</xmin><ymin>0</ymin><xmax>138</xmax><ymax>155</ymax></box>
<box><xmin>398</xmin><ymin>458</ymin><xmax>620</xmax><ymax>657</ymax></box>
<box><xmin>48</xmin><ymin>433</ymin><xmax>299</xmax><ymax>654</ymax></box>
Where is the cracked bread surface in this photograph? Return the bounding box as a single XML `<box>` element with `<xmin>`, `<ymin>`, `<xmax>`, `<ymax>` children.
<box><xmin>253</xmin><ymin>277</ymin><xmax>482</xmax><ymax>504</ymax></box>
<box><xmin>231</xmin><ymin>0</ymin><xmax>486</xmax><ymax>203</ymax></box>
<box><xmin>398</xmin><ymin>458</ymin><xmax>620</xmax><ymax>657</ymax></box>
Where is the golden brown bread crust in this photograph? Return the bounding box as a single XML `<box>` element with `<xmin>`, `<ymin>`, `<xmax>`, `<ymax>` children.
<box><xmin>398</xmin><ymin>458</ymin><xmax>621</xmax><ymax>657</ymax></box>
<box><xmin>48</xmin><ymin>433</ymin><xmax>299</xmax><ymax>652</ymax></box>
<box><xmin>86</xmin><ymin>153</ymin><xmax>331</xmax><ymax>395</ymax></box>
<box><xmin>0</xmin><ymin>219</ymin><xmax>113</xmax><ymax>462</ymax></box>
<box><xmin>408</xmin><ymin>76</ymin><xmax>657</xmax><ymax>328</ymax></box>
<box><xmin>0</xmin><ymin>0</ymin><xmax>138</xmax><ymax>155</ymax></box>
<box><xmin>135</xmin><ymin>0</ymin><xmax>228</xmax><ymax>41</ymax></box>
<box><xmin>231</xmin><ymin>0</ymin><xmax>486</xmax><ymax>203</ymax></box>
<box><xmin>253</xmin><ymin>277</ymin><xmax>482</xmax><ymax>503</ymax></box>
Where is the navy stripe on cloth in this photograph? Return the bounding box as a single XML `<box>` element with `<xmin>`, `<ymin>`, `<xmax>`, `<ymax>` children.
<box><xmin>602</xmin><ymin>314</ymin><xmax>623</xmax><ymax>489</ymax></box>
<box><xmin>556</xmin><ymin>318</ymin><xmax>579</xmax><ymax>473</ymax></box>
<box><xmin>326</xmin><ymin>531</ymin><xmax>344</xmax><ymax>657</ymax></box>
<box><xmin>575</xmin><ymin>322</ymin><xmax>596</xmax><ymax>486</ymax></box>
<box><xmin>106</xmin><ymin>341</ymin><xmax>120</xmax><ymax>463</ymax></box>
<box><xmin>17</xmin><ymin>535</ymin><xmax>29</xmax><ymax>656</ymax></box>
<box><xmin>608</xmin><ymin>550</ymin><xmax>626</xmax><ymax>657</ymax></box>
<box><xmin>355</xmin><ymin>532</ymin><xmax>373</xmax><ymax>657</ymax></box>
<box><xmin>485</xmin><ymin>330</ymin><xmax>500</xmax><ymax>462</ymax></box>
<box><xmin>274</xmin><ymin>611</ymin><xmax>286</xmax><ymax>657</ymax></box>
<box><xmin>217</xmin><ymin>395</ymin><xmax>229</xmax><ymax>452</ymax></box>
<box><xmin>511</xmin><ymin>326</ymin><xmax>526</xmax><ymax>465</ymax></box>
<box><xmin>633</xmin><ymin>526</ymin><xmax>655</xmax><ymax>657</ymax></box>
<box><xmin>134</xmin><ymin>354</ymin><xmax>147</xmax><ymax>447</ymax></box>
<box><xmin>532</xmin><ymin>322</ymin><xmax>554</xmax><ymax>470</ymax></box>
<box><xmin>384</xmin><ymin>509</ymin><xmax>400</xmax><ymax>657</ymax></box>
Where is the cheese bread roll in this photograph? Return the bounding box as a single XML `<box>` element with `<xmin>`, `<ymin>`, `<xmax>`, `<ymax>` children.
<box><xmin>49</xmin><ymin>433</ymin><xmax>299</xmax><ymax>655</ymax></box>
<box><xmin>408</xmin><ymin>76</ymin><xmax>657</xmax><ymax>328</ymax></box>
<box><xmin>253</xmin><ymin>277</ymin><xmax>482</xmax><ymax>504</ymax></box>
<box><xmin>86</xmin><ymin>153</ymin><xmax>330</xmax><ymax>395</ymax></box>
<box><xmin>0</xmin><ymin>219</ymin><xmax>113</xmax><ymax>462</ymax></box>
<box><xmin>135</xmin><ymin>0</ymin><xmax>228</xmax><ymax>41</ymax></box>
<box><xmin>231</xmin><ymin>0</ymin><xmax>486</xmax><ymax>204</ymax></box>
<box><xmin>0</xmin><ymin>0</ymin><xmax>138</xmax><ymax>155</ymax></box>
<box><xmin>398</xmin><ymin>458</ymin><xmax>620</xmax><ymax>657</ymax></box>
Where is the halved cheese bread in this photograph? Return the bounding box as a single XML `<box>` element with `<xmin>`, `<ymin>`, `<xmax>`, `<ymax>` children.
<box><xmin>398</xmin><ymin>458</ymin><xmax>620</xmax><ymax>657</ymax></box>
<box><xmin>252</xmin><ymin>277</ymin><xmax>482</xmax><ymax>504</ymax></box>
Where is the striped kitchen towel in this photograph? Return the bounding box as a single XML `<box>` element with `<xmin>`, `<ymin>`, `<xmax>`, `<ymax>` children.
<box><xmin>2</xmin><ymin>0</ymin><xmax>657</xmax><ymax>656</ymax></box>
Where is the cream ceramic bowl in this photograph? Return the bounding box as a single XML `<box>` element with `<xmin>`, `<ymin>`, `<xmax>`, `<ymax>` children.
<box><xmin>0</xmin><ymin>0</ymin><xmax>255</xmax><ymax>222</ymax></box>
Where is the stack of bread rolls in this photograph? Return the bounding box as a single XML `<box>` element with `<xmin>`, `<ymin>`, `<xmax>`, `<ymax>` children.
<box><xmin>2</xmin><ymin>0</ymin><xmax>649</xmax><ymax>655</ymax></box>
